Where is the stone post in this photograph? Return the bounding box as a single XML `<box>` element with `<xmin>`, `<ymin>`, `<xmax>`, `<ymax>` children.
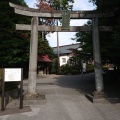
<box><xmin>26</xmin><ymin>16</ymin><xmax>39</xmax><ymax>98</ymax></box>
<box><xmin>92</xmin><ymin>18</ymin><xmax>104</xmax><ymax>93</ymax></box>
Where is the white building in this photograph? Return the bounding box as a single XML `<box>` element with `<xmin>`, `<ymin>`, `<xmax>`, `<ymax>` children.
<box><xmin>52</xmin><ymin>43</ymin><xmax>80</xmax><ymax>66</ymax></box>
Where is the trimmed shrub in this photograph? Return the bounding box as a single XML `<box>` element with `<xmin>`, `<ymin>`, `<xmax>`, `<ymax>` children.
<box><xmin>71</xmin><ymin>70</ymin><xmax>79</xmax><ymax>75</ymax></box>
<box><xmin>86</xmin><ymin>64</ymin><xmax>94</xmax><ymax>73</ymax></box>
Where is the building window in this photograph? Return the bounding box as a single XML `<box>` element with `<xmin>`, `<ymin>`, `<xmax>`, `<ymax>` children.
<box><xmin>62</xmin><ymin>58</ymin><xmax>66</xmax><ymax>63</ymax></box>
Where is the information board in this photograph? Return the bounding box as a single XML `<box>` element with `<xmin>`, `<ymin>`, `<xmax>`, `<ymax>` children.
<box><xmin>4</xmin><ymin>68</ymin><xmax>22</xmax><ymax>82</ymax></box>
<box><xmin>1</xmin><ymin>68</ymin><xmax>23</xmax><ymax>111</ymax></box>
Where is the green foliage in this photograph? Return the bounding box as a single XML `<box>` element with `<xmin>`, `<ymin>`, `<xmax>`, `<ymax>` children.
<box><xmin>71</xmin><ymin>70</ymin><xmax>79</xmax><ymax>75</ymax></box>
<box><xmin>90</xmin><ymin>0</ymin><xmax>120</xmax><ymax>69</ymax></box>
<box><xmin>60</xmin><ymin>63</ymin><xmax>79</xmax><ymax>75</ymax></box>
<box><xmin>102</xmin><ymin>65</ymin><xmax>108</xmax><ymax>71</ymax></box>
<box><xmin>0</xmin><ymin>31</ymin><xmax>30</xmax><ymax>66</ymax></box>
<box><xmin>72</xmin><ymin>0</ymin><xmax>120</xmax><ymax>69</ymax></box>
<box><xmin>61</xmin><ymin>63</ymin><xmax>94</xmax><ymax>74</ymax></box>
<box><xmin>36</xmin><ymin>0</ymin><xmax>74</xmax><ymax>10</ymax></box>
<box><xmin>60</xmin><ymin>57</ymin><xmax>95</xmax><ymax>74</ymax></box>
<box><xmin>72</xmin><ymin>21</ymin><xmax>93</xmax><ymax>61</ymax></box>
<box><xmin>86</xmin><ymin>64</ymin><xmax>94</xmax><ymax>72</ymax></box>
<box><xmin>89</xmin><ymin>0</ymin><xmax>120</xmax><ymax>12</ymax></box>
<box><xmin>38</xmin><ymin>37</ymin><xmax>54</xmax><ymax>60</ymax></box>
<box><xmin>50</xmin><ymin>58</ymin><xmax>58</xmax><ymax>74</ymax></box>
<box><xmin>53</xmin><ymin>0</ymin><xmax>74</xmax><ymax>10</ymax></box>
<box><xmin>113</xmin><ymin>23</ymin><xmax>120</xmax><ymax>50</ymax></box>
<box><xmin>0</xmin><ymin>0</ymin><xmax>31</xmax><ymax>68</ymax></box>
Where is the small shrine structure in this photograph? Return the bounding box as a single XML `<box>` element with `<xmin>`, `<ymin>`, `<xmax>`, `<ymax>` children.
<box><xmin>37</xmin><ymin>54</ymin><xmax>52</xmax><ymax>75</ymax></box>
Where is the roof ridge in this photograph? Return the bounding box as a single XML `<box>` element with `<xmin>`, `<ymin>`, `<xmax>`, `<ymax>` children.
<box><xmin>52</xmin><ymin>43</ymin><xmax>80</xmax><ymax>48</ymax></box>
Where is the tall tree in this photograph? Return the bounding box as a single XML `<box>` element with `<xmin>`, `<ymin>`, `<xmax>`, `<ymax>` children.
<box><xmin>73</xmin><ymin>0</ymin><xmax>120</xmax><ymax>69</ymax></box>
<box><xmin>89</xmin><ymin>0</ymin><xmax>120</xmax><ymax>68</ymax></box>
<box><xmin>0</xmin><ymin>0</ymin><xmax>32</xmax><ymax>80</ymax></box>
<box><xmin>36</xmin><ymin>0</ymin><xmax>74</xmax><ymax>10</ymax></box>
<box><xmin>0</xmin><ymin>0</ymin><xmax>31</xmax><ymax>69</ymax></box>
<box><xmin>36</xmin><ymin>0</ymin><xmax>74</xmax><ymax>26</ymax></box>
<box><xmin>72</xmin><ymin>21</ymin><xmax>93</xmax><ymax>61</ymax></box>
<box><xmin>38</xmin><ymin>37</ymin><xmax>54</xmax><ymax>60</ymax></box>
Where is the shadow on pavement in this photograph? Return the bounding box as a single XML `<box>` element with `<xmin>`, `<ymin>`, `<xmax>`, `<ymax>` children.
<box><xmin>103</xmin><ymin>70</ymin><xmax>120</xmax><ymax>98</ymax></box>
<box><xmin>53</xmin><ymin>72</ymin><xmax>120</xmax><ymax>102</ymax></box>
<box><xmin>53</xmin><ymin>73</ymin><xmax>96</xmax><ymax>95</ymax></box>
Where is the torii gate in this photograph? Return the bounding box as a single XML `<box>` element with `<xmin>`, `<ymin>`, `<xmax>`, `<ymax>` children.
<box><xmin>9</xmin><ymin>2</ymin><xmax>114</xmax><ymax>100</ymax></box>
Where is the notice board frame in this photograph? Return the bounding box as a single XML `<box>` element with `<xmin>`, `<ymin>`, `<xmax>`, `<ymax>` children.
<box><xmin>1</xmin><ymin>68</ymin><xmax>23</xmax><ymax>111</ymax></box>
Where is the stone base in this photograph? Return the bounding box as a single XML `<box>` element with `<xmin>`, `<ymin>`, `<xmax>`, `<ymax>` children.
<box><xmin>24</xmin><ymin>92</ymin><xmax>45</xmax><ymax>100</ymax></box>
<box><xmin>85</xmin><ymin>91</ymin><xmax>120</xmax><ymax>103</ymax></box>
<box><xmin>92</xmin><ymin>91</ymin><xmax>105</xmax><ymax>98</ymax></box>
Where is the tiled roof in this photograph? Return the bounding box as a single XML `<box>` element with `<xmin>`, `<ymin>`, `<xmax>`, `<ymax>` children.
<box><xmin>52</xmin><ymin>43</ymin><xmax>80</xmax><ymax>55</ymax></box>
<box><xmin>37</xmin><ymin>54</ymin><xmax>52</xmax><ymax>62</ymax></box>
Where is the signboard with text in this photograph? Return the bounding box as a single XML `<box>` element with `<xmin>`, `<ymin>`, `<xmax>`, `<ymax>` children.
<box><xmin>1</xmin><ymin>68</ymin><xmax>23</xmax><ymax>111</ymax></box>
<box><xmin>4</xmin><ymin>68</ymin><xmax>22</xmax><ymax>82</ymax></box>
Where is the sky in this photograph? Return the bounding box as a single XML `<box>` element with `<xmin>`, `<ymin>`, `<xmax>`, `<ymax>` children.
<box><xmin>25</xmin><ymin>0</ymin><xmax>96</xmax><ymax>47</ymax></box>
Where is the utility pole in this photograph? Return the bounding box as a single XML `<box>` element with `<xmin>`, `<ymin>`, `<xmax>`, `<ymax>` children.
<box><xmin>42</xmin><ymin>31</ymin><xmax>44</xmax><ymax>41</ymax></box>
<box><xmin>57</xmin><ymin>21</ymin><xmax>60</xmax><ymax>73</ymax></box>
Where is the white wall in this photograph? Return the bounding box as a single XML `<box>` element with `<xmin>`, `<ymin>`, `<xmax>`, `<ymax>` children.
<box><xmin>59</xmin><ymin>55</ymin><xmax>71</xmax><ymax>66</ymax></box>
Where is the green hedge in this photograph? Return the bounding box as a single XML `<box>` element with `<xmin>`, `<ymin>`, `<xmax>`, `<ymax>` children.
<box><xmin>60</xmin><ymin>64</ymin><xmax>95</xmax><ymax>75</ymax></box>
<box><xmin>71</xmin><ymin>70</ymin><xmax>79</xmax><ymax>75</ymax></box>
<box><xmin>61</xmin><ymin>65</ymin><xmax>79</xmax><ymax>72</ymax></box>
<box><xmin>86</xmin><ymin>64</ymin><xmax>94</xmax><ymax>73</ymax></box>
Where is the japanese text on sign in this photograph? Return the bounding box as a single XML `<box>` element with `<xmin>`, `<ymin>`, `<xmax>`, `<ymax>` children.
<box><xmin>4</xmin><ymin>68</ymin><xmax>21</xmax><ymax>81</ymax></box>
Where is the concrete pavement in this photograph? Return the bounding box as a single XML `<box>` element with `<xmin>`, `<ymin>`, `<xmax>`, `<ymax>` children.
<box><xmin>0</xmin><ymin>73</ymin><xmax>120</xmax><ymax>120</ymax></box>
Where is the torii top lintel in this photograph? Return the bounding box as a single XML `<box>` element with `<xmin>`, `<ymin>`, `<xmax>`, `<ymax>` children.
<box><xmin>9</xmin><ymin>2</ymin><xmax>114</xmax><ymax>19</ymax></box>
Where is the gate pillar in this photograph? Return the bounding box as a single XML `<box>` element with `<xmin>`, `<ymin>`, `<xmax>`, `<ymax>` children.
<box><xmin>92</xmin><ymin>17</ymin><xmax>104</xmax><ymax>93</ymax></box>
<box><xmin>25</xmin><ymin>16</ymin><xmax>39</xmax><ymax>98</ymax></box>
<box><xmin>86</xmin><ymin>18</ymin><xmax>105</xmax><ymax>102</ymax></box>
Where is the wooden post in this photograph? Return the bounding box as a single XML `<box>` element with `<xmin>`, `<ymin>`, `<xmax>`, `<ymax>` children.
<box><xmin>1</xmin><ymin>69</ymin><xmax>5</xmax><ymax>111</ymax></box>
<box><xmin>20</xmin><ymin>68</ymin><xmax>23</xmax><ymax>109</ymax></box>
<box><xmin>92</xmin><ymin>18</ymin><xmax>104</xmax><ymax>92</ymax></box>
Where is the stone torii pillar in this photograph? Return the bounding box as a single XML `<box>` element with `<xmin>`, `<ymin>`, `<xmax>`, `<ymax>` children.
<box><xmin>92</xmin><ymin>17</ymin><xmax>104</xmax><ymax>98</ymax></box>
<box><xmin>25</xmin><ymin>17</ymin><xmax>39</xmax><ymax>98</ymax></box>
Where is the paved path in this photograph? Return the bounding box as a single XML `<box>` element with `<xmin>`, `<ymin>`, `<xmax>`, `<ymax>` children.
<box><xmin>0</xmin><ymin>73</ymin><xmax>120</xmax><ymax>120</ymax></box>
